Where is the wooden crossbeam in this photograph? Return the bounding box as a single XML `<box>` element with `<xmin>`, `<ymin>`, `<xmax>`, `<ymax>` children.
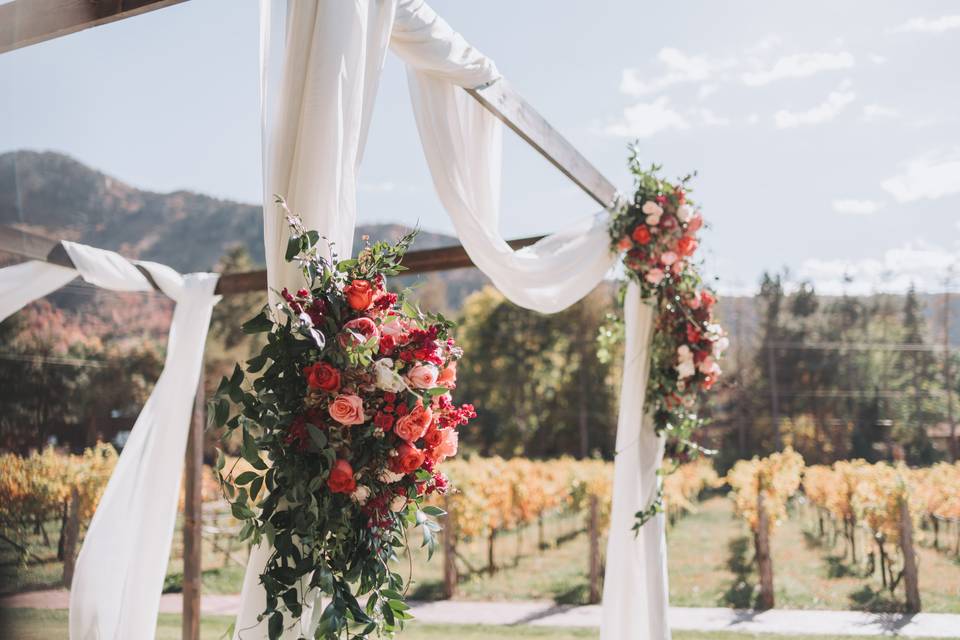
<box><xmin>0</xmin><ymin>224</ymin><xmax>543</xmax><ymax>295</ymax></box>
<box><xmin>0</xmin><ymin>0</ymin><xmax>188</xmax><ymax>53</ymax></box>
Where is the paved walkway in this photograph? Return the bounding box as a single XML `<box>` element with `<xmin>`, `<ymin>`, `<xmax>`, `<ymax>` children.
<box><xmin>3</xmin><ymin>590</ymin><xmax>959</xmax><ymax>637</ymax></box>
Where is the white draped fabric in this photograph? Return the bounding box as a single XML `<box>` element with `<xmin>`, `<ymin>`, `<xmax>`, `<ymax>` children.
<box><xmin>0</xmin><ymin>244</ymin><xmax>219</xmax><ymax>640</ymax></box>
<box><xmin>247</xmin><ymin>1</ymin><xmax>669</xmax><ymax>639</ymax></box>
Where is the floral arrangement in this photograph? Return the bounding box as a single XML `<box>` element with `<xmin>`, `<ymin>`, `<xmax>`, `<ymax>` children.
<box><xmin>211</xmin><ymin>200</ymin><xmax>474</xmax><ymax>639</ymax></box>
<box><xmin>606</xmin><ymin>147</ymin><xmax>728</xmax><ymax>530</ymax></box>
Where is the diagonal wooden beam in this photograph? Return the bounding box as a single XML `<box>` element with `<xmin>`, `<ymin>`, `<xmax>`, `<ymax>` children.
<box><xmin>468</xmin><ymin>79</ymin><xmax>620</xmax><ymax>209</ymax></box>
<box><xmin>0</xmin><ymin>0</ymin><xmax>188</xmax><ymax>54</ymax></box>
<box><xmin>0</xmin><ymin>224</ymin><xmax>544</xmax><ymax>295</ymax></box>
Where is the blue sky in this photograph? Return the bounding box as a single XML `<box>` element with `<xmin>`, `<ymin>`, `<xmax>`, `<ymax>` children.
<box><xmin>2</xmin><ymin>0</ymin><xmax>959</xmax><ymax>295</ymax></box>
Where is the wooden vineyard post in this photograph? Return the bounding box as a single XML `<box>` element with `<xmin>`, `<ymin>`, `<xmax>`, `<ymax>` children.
<box><xmin>61</xmin><ymin>486</ymin><xmax>81</xmax><ymax>587</ymax></box>
<box><xmin>588</xmin><ymin>494</ymin><xmax>601</xmax><ymax>604</ymax></box>
<box><xmin>755</xmin><ymin>491</ymin><xmax>774</xmax><ymax>610</ymax></box>
<box><xmin>182</xmin><ymin>375</ymin><xmax>205</xmax><ymax>640</ymax></box>
<box><xmin>487</xmin><ymin>528</ymin><xmax>497</xmax><ymax>575</ymax></box>
<box><xmin>899</xmin><ymin>497</ymin><xmax>921</xmax><ymax>613</ymax></box>
<box><xmin>442</xmin><ymin>494</ymin><xmax>457</xmax><ymax>599</ymax></box>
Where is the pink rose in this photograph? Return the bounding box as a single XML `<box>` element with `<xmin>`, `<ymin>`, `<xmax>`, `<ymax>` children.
<box><xmin>328</xmin><ymin>394</ymin><xmax>365</xmax><ymax>425</ymax></box>
<box><xmin>645</xmin><ymin>268</ymin><xmax>665</xmax><ymax>285</ymax></box>
<box><xmin>339</xmin><ymin>317</ymin><xmax>380</xmax><ymax>348</ymax></box>
<box><xmin>660</xmin><ymin>251</ymin><xmax>678</xmax><ymax>266</ymax></box>
<box><xmin>407</xmin><ymin>364</ymin><xmax>439</xmax><ymax>389</ymax></box>
<box><xmin>437</xmin><ymin>362</ymin><xmax>457</xmax><ymax>389</ymax></box>
<box><xmin>380</xmin><ymin>317</ymin><xmax>409</xmax><ymax>342</ymax></box>
<box><xmin>686</xmin><ymin>213</ymin><xmax>703</xmax><ymax>234</ymax></box>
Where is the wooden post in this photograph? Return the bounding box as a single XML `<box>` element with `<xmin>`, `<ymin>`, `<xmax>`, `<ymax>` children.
<box><xmin>61</xmin><ymin>486</ymin><xmax>81</xmax><ymax>587</ymax></box>
<box><xmin>899</xmin><ymin>498</ymin><xmax>921</xmax><ymax>613</ymax></box>
<box><xmin>442</xmin><ymin>494</ymin><xmax>457</xmax><ymax>599</ymax></box>
<box><xmin>755</xmin><ymin>491</ymin><xmax>774</xmax><ymax>610</ymax></box>
<box><xmin>487</xmin><ymin>528</ymin><xmax>496</xmax><ymax>575</ymax></box>
<box><xmin>182</xmin><ymin>375</ymin><xmax>204</xmax><ymax>640</ymax></box>
<box><xmin>588</xmin><ymin>495</ymin><xmax>601</xmax><ymax>604</ymax></box>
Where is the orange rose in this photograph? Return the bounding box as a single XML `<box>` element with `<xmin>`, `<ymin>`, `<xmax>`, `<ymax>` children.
<box><xmin>344</xmin><ymin>279</ymin><xmax>374</xmax><ymax>311</ymax></box>
<box><xmin>393</xmin><ymin>403</ymin><xmax>433</xmax><ymax>442</ymax></box>
<box><xmin>677</xmin><ymin>235</ymin><xmax>698</xmax><ymax>257</ymax></box>
<box><xmin>631</xmin><ymin>226</ymin><xmax>651</xmax><ymax>245</ymax></box>
<box><xmin>392</xmin><ymin>443</ymin><xmax>425</xmax><ymax>474</ymax></box>
<box><xmin>304</xmin><ymin>362</ymin><xmax>340</xmax><ymax>392</ymax></box>
<box><xmin>327</xmin><ymin>459</ymin><xmax>356</xmax><ymax>494</ymax></box>
<box><xmin>328</xmin><ymin>394</ymin><xmax>365</xmax><ymax>425</ymax></box>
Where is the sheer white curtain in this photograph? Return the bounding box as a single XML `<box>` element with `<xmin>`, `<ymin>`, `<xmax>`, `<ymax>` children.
<box><xmin>247</xmin><ymin>1</ymin><xmax>669</xmax><ymax>638</ymax></box>
<box><xmin>0</xmin><ymin>243</ymin><xmax>219</xmax><ymax>640</ymax></box>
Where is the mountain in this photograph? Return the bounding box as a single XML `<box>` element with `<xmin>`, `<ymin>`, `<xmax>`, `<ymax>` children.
<box><xmin>0</xmin><ymin>150</ymin><xmax>489</xmax><ymax>309</ymax></box>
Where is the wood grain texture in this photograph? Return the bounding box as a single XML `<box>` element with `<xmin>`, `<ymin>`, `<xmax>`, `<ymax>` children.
<box><xmin>0</xmin><ymin>0</ymin><xmax>188</xmax><ymax>53</ymax></box>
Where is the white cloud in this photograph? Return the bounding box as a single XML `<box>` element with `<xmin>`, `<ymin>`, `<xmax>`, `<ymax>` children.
<box><xmin>862</xmin><ymin>104</ymin><xmax>900</xmax><ymax>122</ymax></box>
<box><xmin>741</xmin><ymin>51</ymin><xmax>855</xmax><ymax>86</ymax></box>
<box><xmin>774</xmin><ymin>86</ymin><xmax>856</xmax><ymax>128</ymax></box>
<box><xmin>868</xmin><ymin>53</ymin><xmax>887</xmax><ymax>65</ymax></box>
<box><xmin>890</xmin><ymin>15</ymin><xmax>960</xmax><ymax>34</ymax></box>
<box><xmin>831</xmin><ymin>199</ymin><xmax>883</xmax><ymax>215</ymax></box>
<box><xmin>698</xmin><ymin>84</ymin><xmax>719</xmax><ymax>100</ymax></box>
<box><xmin>620</xmin><ymin>48</ymin><xmax>737</xmax><ymax>96</ymax></box>
<box><xmin>799</xmin><ymin>243</ymin><xmax>960</xmax><ymax>295</ymax></box>
<box><xmin>745</xmin><ymin>113</ymin><xmax>760</xmax><ymax>125</ymax></box>
<box><xmin>745</xmin><ymin>34</ymin><xmax>782</xmax><ymax>55</ymax></box>
<box><xmin>881</xmin><ymin>154</ymin><xmax>960</xmax><ymax>202</ymax></box>
<box><xmin>599</xmin><ymin>98</ymin><xmax>738</xmax><ymax>138</ymax></box>
<box><xmin>600</xmin><ymin>97</ymin><xmax>690</xmax><ymax>137</ymax></box>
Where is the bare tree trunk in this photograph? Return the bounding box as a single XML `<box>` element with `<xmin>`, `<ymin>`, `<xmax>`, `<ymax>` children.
<box><xmin>61</xmin><ymin>487</ymin><xmax>81</xmax><ymax>588</ymax></box>
<box><xmin>181</xmin><ymin>377</ymin><xmax>204</xmax><ymax>640</ymax></box>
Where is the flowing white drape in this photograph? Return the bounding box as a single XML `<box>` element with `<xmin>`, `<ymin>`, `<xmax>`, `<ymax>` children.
<box><xmin>244</xmin><ymin>1</ymin><xmax>668</xmax><ymax>638</ymax></box>
<box><xmin>0</xmin><ymin>244</ymin><xmax>219</xmax><ymax>640</ymax></box>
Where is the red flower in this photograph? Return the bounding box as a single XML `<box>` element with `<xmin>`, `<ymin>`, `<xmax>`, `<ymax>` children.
<box><xmin>631</xmin><ymin>226</ymin><xmax>652</xmax><ymax>245</ymax></box>
<box><xmin>700</xmin><ymin>290</ymin><xmax>716</xmax><ymax>310</ymax></box>
<box><xmin>304</xmin><ymin>362</ymin><xmax>340</xmax><ymax>392</ymax></box>
<box><xmin>373</xmin><ymin>412</ymin><xmax>395</xmax><ymax>432</ymax></box>
<box><xmin>327</xmin><ymin>459</ymin><xmax>357</xmax><ymax>494</ymax></box>
<box><xmin>392</xmin><ymin>443</ymin><xmax>426</xmax><ymax>474</ymax></box>
<box><xmin>677</xmin><ymin>235</ymin><xmax>698</xmax><ymax>257</ymax></box>
<box><xmin>686</xmin><ymin>325</ymin><xmax>702</xmax><ymax>344</ymax></box>
<box><xmin>284</xmin><ymin>416</ymin><xmax>310</xmax><ymax>450</ymax></box>
<box><xmin>344</xmin><ymin>279</ymin><xmax>374</xmax><ymax>311</ymax></box>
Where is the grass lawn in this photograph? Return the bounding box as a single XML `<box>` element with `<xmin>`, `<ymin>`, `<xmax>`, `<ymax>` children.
<box><xmin>0</xmin><ymin>609</ymin><xmax>948</xmax><ymax>640</ymax></box>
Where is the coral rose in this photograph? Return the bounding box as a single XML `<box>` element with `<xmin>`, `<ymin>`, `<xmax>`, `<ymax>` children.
<box><xmin>641</xmin><ymin>201</ymin><xmax>663</xmax><ymax>217</ymax></box>
<box><xmin>686</xmin><ymin>213</ymin><xmax>703</xmax><ymax>234</ymax></box>
<box><xmin>631</xmin><ymin>226</ymin><xmax>651</xmax><ymax>245</ymax></box>
<box><xmin>328</xmin><ymin>394</ymin><xmax>365</xmax><ymax>425</ymax></box>
<box><xmin>677</xmin><ymin>236</ymin><xmax>698</xmax><ymax>257</ymax></box>
<box><xmin>327</xmin><ymin>459</ymin><xmax>357</xmax><ymax>494</ymax></box>
<box><xmin>344</xmin><ymin>279</ymin><xmax>374</xmax><ymax>311</ymax></box>
<box><xmin>393</xmin><ymin>403</ymin><xmax>433</xmax><ymax>442</ymax></box>
<box><xmin>423</xmin><ymin>425</ymin><xmax>444</xmax><ymax>450</ymax></box>
<box><xmin>432</xmin><ymin>428</ymin><xmax>458</xmax><ymax>463</ymax></box>
<box><xmin>660</xmin><ymin>251</ymin><xmax>678</xmax><ymax>266</ymax></box>
<box><xmin>437</xmin><ymin>362</ymin><xmax>457</xmax><ymax>389</ymax></box>
<box><xmin>304</xmin><ymin>362</ymin><xmax>340</xmax><ymax>392</ymax></box>
<box><xmin>393</xmin><ymin>443</ymin><xmax>426</xmax><ymax>474</ymax></box>
<box><xmin>407</xmin><ymin>364</ymin><xmax>439</xmax><ymax>389</ymax></box>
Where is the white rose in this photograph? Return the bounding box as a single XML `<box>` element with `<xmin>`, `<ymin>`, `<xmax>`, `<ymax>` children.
<box><xmin>676</xmin><ymin>359</ymin><xmax>696</xmax><ymax>380</ymax></box>
<box><xmin>646</xmin><ymin>213</ymin><xmax>661</xmax><ymax>226</ymax></box>
<box><xmin>641</xmin><ymin>201</ymin><xmax>664</xmax><ymax>217</ymax></box>
<box><xmin>713</xmin><ymin>336</ymin><xmax>730</xmax><ymax>357</ymax></box>
<box><xmin>390</xmin><ymin>495</ymin><xmax>408</xmax><ymax>512</ymax></box>
<box><xmin>373</xmin><ymin>358</ymin><xmax>406</xmax><ymax>393</ymax></box>
<box><xmin>676</xmin><ymin>204</ymin><xmax>692</xmax><ymax>222</ymax></box>
<box><xmin>351</xmin><ymin>485</ymin><xmax>371</xmax><ymax>505</ymax></box>
<box><xmin>677</xmin><ymin>345</ymin><xmax>693</xmax><ymax>361</ymax></box>
<box><xmin>379</xmin><ymin>468</ymin><xmax>404</xmax><ymax>484</ymax></box>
